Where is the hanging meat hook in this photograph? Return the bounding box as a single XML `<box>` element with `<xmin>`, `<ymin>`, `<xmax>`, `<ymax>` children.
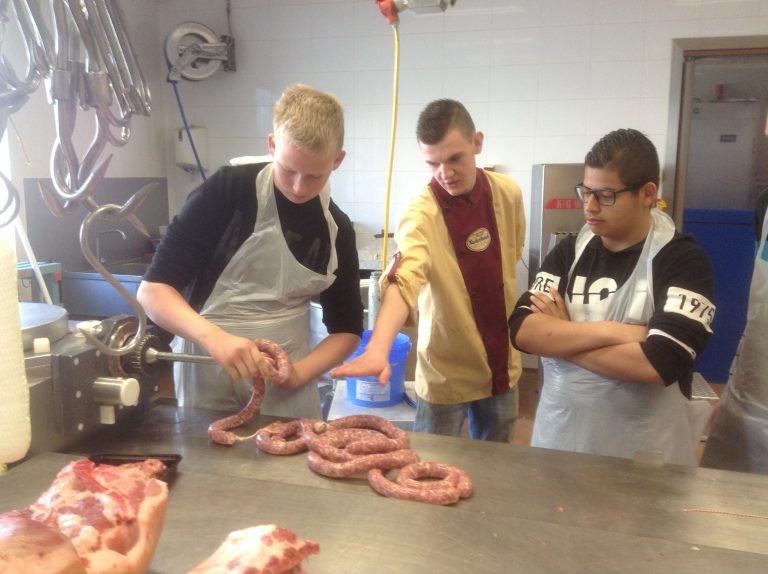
<box><xmin>77</xmin><ymin>191</ymin><xmax>158</xmax><ymax>357</ymax></box>
<box><xmin>2</xmin><ymin>0</ymin><xmax>155</xmax><ymax>360</ymax></box>
<box><xmin>0</xmin><ymin>171</ymin><xmax>21</xmax><ymax>229</ymax></box>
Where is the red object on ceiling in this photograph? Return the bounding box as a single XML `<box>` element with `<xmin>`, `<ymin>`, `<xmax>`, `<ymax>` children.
<box><xmin>375</xmin><ymin>0</ymin><xmax>400</xmax><ymax>24</ymax></box>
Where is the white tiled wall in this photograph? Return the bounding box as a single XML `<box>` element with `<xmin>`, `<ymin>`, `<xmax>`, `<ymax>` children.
<box><xmin>7</xmin><ymin>0</ymin><xmax>766</xmax><ymax>270</ymax></box>
<box><xmin>155</xmin><ymin>0</ymin><xmax>768</xmax><ymax>266</ymax></box>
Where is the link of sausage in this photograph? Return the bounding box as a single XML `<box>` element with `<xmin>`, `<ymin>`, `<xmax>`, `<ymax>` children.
<box><xmin>208</xmin><ymin>377</ymin><xmax>266</xmax><ymax>446</ymax></box>
<box><xmin>327</xmin><ymin>415</ymin><xmax>410</xmax><ymax>454</ymax></box>
<box><xmin>395</xmin><ymin>462</ymin><xmax>473</xmax><ymax>498</ymax></box>
<box><xmin>302</xmin><ymin>420</ymin><xmax>396</xmax><ymax>462</ymax></box>
<box><xmin>208</xmin><ymin>339</ymin><xmax>292</xmax><ymax>446</ymax></box>
<box><xmin>252</xmin><ymin>338</ymin><xmax>292</xmax><ymax>382</ymax></box>
<box><xmin>255</xmin><ymin>420</ymin><xmax>307</xmax><ymax>455</ymax></box>
<box><xmin>367</xmin><ymin>468</ymin><xmax>462</xmax><ymax>505</ymax></box>
<box><xmin>306</xmin><ymin>449</ymin><xmax>420</xmax><ymax>479</ymax></box>
<box><xmin>301</xmin><ymin>415</ymin><xmax>409</xmax><ymax>461</ymax></box>
<box><xmin>308</xmin><ymin>428</ymin><xmax>392</xmax><ymax>462</ymax></box>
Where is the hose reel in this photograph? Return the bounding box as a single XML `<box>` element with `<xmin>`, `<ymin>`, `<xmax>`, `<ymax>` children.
<box><xmin>164</xmin><ymin>22</ymin><xmax>235</xmax><ymax>82</ymax></box>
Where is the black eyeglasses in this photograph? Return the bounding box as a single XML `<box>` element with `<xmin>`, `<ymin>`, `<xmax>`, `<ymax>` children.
<box><xmin>574</xmin><ymin>183</ymin><xmax>637</xmax><ymax>206</ymax></box>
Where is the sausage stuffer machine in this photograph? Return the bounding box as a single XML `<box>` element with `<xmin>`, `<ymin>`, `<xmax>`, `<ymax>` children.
<box><xmin>22</xmin><ymin>303</ymin><xmax>216</xmax><ymax>458</ymax></box>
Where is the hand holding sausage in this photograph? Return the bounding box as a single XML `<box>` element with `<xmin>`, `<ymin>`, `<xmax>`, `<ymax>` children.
<box><xmin>203</xmin><ymin>330</ymin><xmax>275</xmax><ymax>381</ymax></box>
<box><xmin>208</xmin><ymin>339</ymin><xmax>292</xmax><ymax>446</ymax></box>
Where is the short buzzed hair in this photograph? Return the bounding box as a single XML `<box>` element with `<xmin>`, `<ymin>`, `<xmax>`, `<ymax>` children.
<box><xmin>273</xmin><ymin>84</ymin><xmax>344</xmax><ymax>153</ymax></box>
<box><xmin>416</xmin><ymin>99</ymin><xmax>476</xmax><ymax>145</ymax></box>
<box><xmin>585</xmin><ymin>129</ymin><xmax>660</xmax><ymax>187</ymax></box>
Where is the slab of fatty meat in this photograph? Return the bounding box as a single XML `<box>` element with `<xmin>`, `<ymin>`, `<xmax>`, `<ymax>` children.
<box><xmin>23</xmin><ymin>458</ymin><xmax>169</xmax><ymax>574</ymax></box>
<box><xmin>188</xmin><ymin>525</ymin><xmax>320</xmax><ymax>574</ymax></box>
<box><xmin>0</xmin><ymin>510</ymin><xmax>87</xmax><ymax>573</ymax></box>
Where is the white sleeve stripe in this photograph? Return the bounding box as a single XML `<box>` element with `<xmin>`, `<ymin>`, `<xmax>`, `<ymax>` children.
<box><xmin>647</xmin><ymin>329</ymin><xmax>697</xmax><ymax>359</ymax></box>
<box><xmin>662</xmin><ymin>287</ymin><xmax>715</xmax><ymax>333</ymax></box>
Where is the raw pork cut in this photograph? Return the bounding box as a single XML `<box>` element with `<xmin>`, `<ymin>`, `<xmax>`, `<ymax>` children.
<box><xmin>0</xmin><ymin>510</ymin><xmax>86</xmax><ymax>573</ymax></box>
<box><xmin>188</xmin><ymin>525</ymin><xmax>320</xmax><ymax>573</ymax></box>
<box><xmin>28</xmin><ymin>458</ymin><xmax>168</xmax><ymax>574</ymax></box>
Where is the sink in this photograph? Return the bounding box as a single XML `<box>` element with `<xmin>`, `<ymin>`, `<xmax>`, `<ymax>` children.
<box><xmin>65</xmin><ymin>259</ymin><xmax>151</xmax><ymax>280</ymax></box>
<box><xmin>101</xmin><ymin>260</ymin><xmax>151</xmax><ymax>276</ymax></box>
<box><xmin>61</xmin><ymin>259</ymin><xmax>150</xmax><ymax>318</ymax></box>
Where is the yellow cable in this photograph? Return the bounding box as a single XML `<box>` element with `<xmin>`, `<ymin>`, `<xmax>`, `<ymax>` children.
<box><xmin>381</xmin><ymin>22</ymin><xmax>400</xmax><ymax>274</ymax></box>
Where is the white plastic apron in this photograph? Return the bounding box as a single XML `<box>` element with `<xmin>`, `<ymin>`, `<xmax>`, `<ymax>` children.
<box><xmin>174</xmin><ymin>163</ymin><xmax>338</xmax><ymax>418</ymax></box>
<box><xmin>701</xmin><ymin>210</ymin><xmax>768</xmax><ymax>473</ymax></box>
<box><xmin>531</xmin><ymin>209</ymin><xmax>701</xmax><ymax>466</ymax></box>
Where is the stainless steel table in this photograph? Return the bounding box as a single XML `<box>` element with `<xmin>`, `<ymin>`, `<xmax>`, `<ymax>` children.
<box><xmin>2</xmin><ymin>403</ymin><xmax>768</xmax><ymax>573</ymax></box>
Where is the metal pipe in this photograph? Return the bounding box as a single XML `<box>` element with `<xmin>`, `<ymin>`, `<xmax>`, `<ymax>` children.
<box><xmin>367</xmin><ymin>271</ymin><xmax>382</xmax><ymax>330</ymax></box>
<box><xmin>144</xmin><ymin>348</ymin><xmax>216</xmax><ymax>365</ymax></box>
<box><xmin>104</xmin><ymin>0</ymin><xmax>150</xmax><ymax>114</ymax></box>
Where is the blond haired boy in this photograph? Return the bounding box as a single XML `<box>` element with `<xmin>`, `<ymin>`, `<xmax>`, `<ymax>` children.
<box><xmin>139</xmin><ymin>84</ymin><xmax>363</xmax><ymax>417</ymax></box>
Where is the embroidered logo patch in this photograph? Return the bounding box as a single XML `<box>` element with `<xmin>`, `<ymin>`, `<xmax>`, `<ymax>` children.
<box><xmin>466</xmin><ymin>227</ymin><xmax>491</xmax><ymax>252</ymax></box>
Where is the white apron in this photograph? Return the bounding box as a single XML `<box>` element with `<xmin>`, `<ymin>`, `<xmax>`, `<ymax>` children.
<box><xmin>531</xmin><ymin>210</ymin><xmax>701</xmax><ymax>466</ymax></box>
<box><xmin>701</xmin><ymin>210</ymin><xmax>768</xmax><ymax>473</ymax></box>
<box><xmin>174</xmin><ymin>163</ymin><xmax>338</xmax><ymax>418</ymax></box>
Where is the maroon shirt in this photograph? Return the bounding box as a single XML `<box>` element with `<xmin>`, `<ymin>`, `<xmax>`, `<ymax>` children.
<box><xmin>429</xmin><ymin>169</ymin><xmax>510</xmax><ymax>395</ymax></box>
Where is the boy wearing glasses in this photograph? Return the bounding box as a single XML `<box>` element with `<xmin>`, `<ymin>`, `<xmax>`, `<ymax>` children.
<box><xmin>508</xmin><ymin>128</ymin><xmax>715</xmax><ymax>465</ymax></box>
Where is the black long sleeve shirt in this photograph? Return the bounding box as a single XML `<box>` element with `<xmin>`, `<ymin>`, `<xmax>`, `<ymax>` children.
<box><xmin>144</xmin><ymin>163</ymin><xmax>363</xmax><ymax>336</ymax></box>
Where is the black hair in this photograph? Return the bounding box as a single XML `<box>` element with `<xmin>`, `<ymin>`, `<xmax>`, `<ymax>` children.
<box><xmin>585</xmin><ymin>128</ymin><xmax>660</xmax><ymax>188</ymax></box>
<box><xmin>416</xmin><ymin>99</ymin><xmax>476</xmax><ymax>145</ymax></box>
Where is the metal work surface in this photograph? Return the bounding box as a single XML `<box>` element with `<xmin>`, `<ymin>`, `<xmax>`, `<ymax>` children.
<box><xmin>2</xmin><ymin>403</ymin><xmax>768</xmax><ymax>573</ymax></box>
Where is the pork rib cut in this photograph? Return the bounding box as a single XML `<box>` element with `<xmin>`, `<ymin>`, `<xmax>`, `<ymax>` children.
<box><xmin>188</xmin><ymin>525</ymin><xmax>320</xmax><ymax>574</ymax></box>
<box><xmin>26</xmin><ymin>458</ymin><xmax>169</xmax><ymax>574</ymax></box>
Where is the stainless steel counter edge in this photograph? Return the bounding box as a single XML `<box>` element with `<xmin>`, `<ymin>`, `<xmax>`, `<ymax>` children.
<box><xmin>2</xmin><ymin>404</ymin><xmax>768</xmax><ymax>573</ymax></box>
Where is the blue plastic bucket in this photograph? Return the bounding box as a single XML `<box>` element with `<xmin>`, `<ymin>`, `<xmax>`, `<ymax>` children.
<box><xmin>345</xmin><ymin>330</ymin><xmax>411</xmax><ymax>407</ymax></box>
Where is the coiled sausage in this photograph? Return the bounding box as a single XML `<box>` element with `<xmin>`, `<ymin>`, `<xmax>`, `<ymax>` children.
<box><xmin>307</xmin><ymin>449</ymin><xmax>420</xmax><ymax>479</ymax></box>
<box><xmin>367</xmin><ymin>462</ymin><xmax>473</xmax><ymax>505</ymax></box>
<box><xmin>255</xmin><ymin>420</ymin><xmax>307</xmax><ymax>455</ymax></box>
<box><xmin>396</xmin><ymin>462</ymin><xmax>473</xmax><ymax>498</ymax></box>
<box><xmin>302</xmin><ymin>426</ymin><xmax>389</xmax><ymax>462</ymax></box>
<box><xmin>301</xmin><ymin>415</ymin><xmax>410</xmax><ymax>462</ymax></box>
<box><xmin>327</xmin><ymin>415</ymin><xmax>410</xmax><ymax>455</ymax></box>
<box><xmin>302</xmin><ymin>420</ymin><xmax>397</xmax><ymax>462</ymax></box>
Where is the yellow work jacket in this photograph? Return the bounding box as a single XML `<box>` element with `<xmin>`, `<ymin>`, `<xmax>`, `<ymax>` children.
<box><xmin>382</xmin><ymin>170</ymin><xmax>526</xmax><ymax>404</ymax></box>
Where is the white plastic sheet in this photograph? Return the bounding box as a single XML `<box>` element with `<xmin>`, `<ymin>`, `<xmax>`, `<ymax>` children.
<box><xmin>0</xmin><ymin>231</ymin><xmax>31</xmax><ymax>467</ymax></box>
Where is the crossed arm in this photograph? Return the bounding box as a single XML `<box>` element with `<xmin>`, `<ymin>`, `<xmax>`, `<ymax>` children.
<box><xmin>515</xmin><ymin>288</ymin><xmax>665</xmax><ymax>386</ymax></box>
